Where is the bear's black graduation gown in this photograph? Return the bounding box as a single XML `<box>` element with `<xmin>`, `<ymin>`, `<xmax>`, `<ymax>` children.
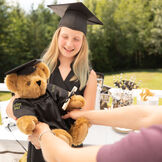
<box><xmin>13</xmin><ymin>84</ymin><xmax>70</xmax><ymax>162</ymax></box>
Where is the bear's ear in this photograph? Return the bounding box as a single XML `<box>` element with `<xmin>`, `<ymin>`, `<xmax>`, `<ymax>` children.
<box><xmin>36</xmin><ymin>62</ymin><xmax>50</xmax><ymax>79</ymax></box>
<box><xmin>4</xmin><ymin>74</ymin><xmax>18</xmax><ymax>93</ymax></box>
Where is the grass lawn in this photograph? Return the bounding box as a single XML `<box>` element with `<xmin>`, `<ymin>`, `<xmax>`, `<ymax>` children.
<box><xmin>0</xmin><ymin>92</ymin><xmax>12</xmax><ymax>125</ymax></box>
<box><xmin>0</xmin><ymin>92</ymin><xmax>12</xmax><ymax>102</ymax></box>
<box><xmin>0</xmin><ymin>93</ymin><xmax>11</xmax><ymax>125</ymax></box>
<box><xmin>104</xmin><ymin>68</ymin><xmax>162</xmax><ymax>90</ymax></box>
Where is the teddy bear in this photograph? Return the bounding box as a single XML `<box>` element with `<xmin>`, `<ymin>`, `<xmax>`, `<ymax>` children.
<box><xmin>4</xmin><ymin>59</ymin><xmax>90</xmax><ymax>147</ymax></box>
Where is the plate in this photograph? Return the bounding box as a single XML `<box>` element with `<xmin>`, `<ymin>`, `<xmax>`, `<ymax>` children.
<box><xmin>112</xmin><ymin>127</ymin><xmax>133</xmax><ymax>134</ymax></box>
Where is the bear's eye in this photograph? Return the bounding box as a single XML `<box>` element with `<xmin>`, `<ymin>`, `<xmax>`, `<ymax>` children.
<box><xmin>26</xmin><ymin>81</ymin><xmax>31</xmax><ymax>86</ymax></box>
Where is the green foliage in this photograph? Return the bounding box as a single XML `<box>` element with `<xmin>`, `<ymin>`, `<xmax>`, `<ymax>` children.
<box><xmin>0</xmin><ymin>0</ymin><xmax>162</xmax><ymax>82</ymax></box>
<box><xmin>83</xmin><ymin>0</ymin><xmax>162</xmax><ymax>72</ymax></box>
<box><xmin>146</xmin><ymin>0</ymin><xmax>162</xmax><ymax>55</ymax></box>
<box><xmin>0</xmin><ymin>0</ymin><xmax>12</xmax><ymax>80</ymax></box>
<box><xmin>113</xmin><ymin>0</ymin><xmax>153</xmax><ymax>67</ymax></box>
<box><xmin>0</xmin><ymin>0</ymin><xmax>59</xmax><ymax>82</ymax></box>
<box><xmin>25</xmin><ymin>2</ymin><xmax>59</xmax><ymax>59</ymax></box>
<box><xmin>114</xmin><ymin>0</ymin><xmax>151</xmax><ymax>52</ymax></box>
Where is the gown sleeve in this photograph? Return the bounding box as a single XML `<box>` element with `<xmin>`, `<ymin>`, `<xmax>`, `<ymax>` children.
<box><xmin>13</xmin><ymin>99</ymin><xmax>36</xmax><ymax>119</ymax></box>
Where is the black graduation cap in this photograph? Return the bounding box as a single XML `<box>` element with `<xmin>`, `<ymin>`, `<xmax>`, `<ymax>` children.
<box><xmin>5</xmin><ymin>59</ymin><xmax>41</xmax><ymax>75</ymax></box>
<box><xmin>48</xmin><ymin>2</ymin><xmax>103</xmax><ymax>34</ymax></box>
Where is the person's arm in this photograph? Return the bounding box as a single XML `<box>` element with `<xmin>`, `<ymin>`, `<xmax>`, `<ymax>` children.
<box><xmin>6</xmin><ymin>95</ymin><xmax>18</xmax><ymax>120</ymax></box>
<box><xmin>29</xmin><ymin>122</ymin><xmax>101</xmax><ymax>162</ymax></box>
<box><xmin>82</xmin><ymin>70</ymin><xmax>97</xmax><ymax>110</ymax></box>
<box><xmin>63</xmin><ymin>105</ymin><xmax>162</xmax><ymax>130</ymax></box>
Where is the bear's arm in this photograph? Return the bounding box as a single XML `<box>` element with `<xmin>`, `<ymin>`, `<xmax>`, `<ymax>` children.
<box><xmin>13</xmin><ymin>99</ymin><xmax>36</xmax><ymax>119</ymax></box>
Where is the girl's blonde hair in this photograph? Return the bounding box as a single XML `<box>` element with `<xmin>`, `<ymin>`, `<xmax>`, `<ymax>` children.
<box><xmin>42</xmin><ymin>27</ymin><xmax>90</xmax><ymax>90</ymax></box>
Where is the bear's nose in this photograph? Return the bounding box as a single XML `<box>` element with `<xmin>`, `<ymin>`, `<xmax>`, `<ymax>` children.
<box><xmin>36</xmin><ymin>80</ymin><xmax>41</xmax><ymax>86</ymax></box>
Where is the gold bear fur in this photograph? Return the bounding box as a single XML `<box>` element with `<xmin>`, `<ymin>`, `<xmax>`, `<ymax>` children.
<box><xmin>5</xmin><ymin>61</ymin><xmax>90</xmax><ymax>146</ymax></box>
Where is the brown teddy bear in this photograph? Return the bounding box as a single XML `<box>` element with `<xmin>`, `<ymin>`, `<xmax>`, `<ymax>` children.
<box><xmin>4</xmin><ymin>59</ymin><xmax>90</xmax><ymax>147</ymax></box>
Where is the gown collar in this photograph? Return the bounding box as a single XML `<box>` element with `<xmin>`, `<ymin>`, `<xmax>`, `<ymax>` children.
<box><xmin>57</xmin><ymin>59</ymin><xmax>74</xmax><ymax>68</ymax></box>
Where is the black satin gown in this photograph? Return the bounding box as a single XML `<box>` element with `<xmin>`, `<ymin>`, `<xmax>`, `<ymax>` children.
<box><xmin>49</xmin><ymin>62</ymin><xmax>86</xmax><ymax>129</ymax></box>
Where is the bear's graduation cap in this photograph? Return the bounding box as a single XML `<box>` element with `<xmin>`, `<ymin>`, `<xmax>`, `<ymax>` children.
<box><xmin>5</xmin><ymin>59</ymin><xmax>41</xmax><ymax>75</ymax></box>
<box><xmin>48</xmin><ymin>2</ymin><xmax>103</xmax><ymax>34</ymax></box>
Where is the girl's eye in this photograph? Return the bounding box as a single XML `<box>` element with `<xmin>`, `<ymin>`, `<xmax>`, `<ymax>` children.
<box><xmin>74</xmin><ymin>38</ymin><xmax>80</xmax><ymax>41</ymax></box>
<box><xmin>62</xmin><ymin>35</ymin><xmax>68</xmax><ymax>39</ymax></box>
<box><xmin>26</xmin><ymin>81</ymin><xmax>31</xmax><ymax>86</ymax></box>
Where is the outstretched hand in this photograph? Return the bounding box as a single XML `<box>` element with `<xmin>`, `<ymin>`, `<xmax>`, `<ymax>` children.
<box><xmin>62</xmin><ymin>109</ymin><xmax>84</xmax><ymax>120</ymax></box>
<box><xmin>28</xmin><ymin>122</ymin><xmax>50</xmax><ymax>149</ymax></box>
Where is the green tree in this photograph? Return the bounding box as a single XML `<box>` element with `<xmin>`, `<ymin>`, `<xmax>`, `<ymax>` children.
<box><xmin>84</xmin><ymin>0</ymin><xmax>113</xmax><ymax>72</ymax></box>
<box><xmin>0</xmin><ymin>0</ymin><xmax>25</xmax><ymax>81</ymax></box>
<box><xmin>0</xmin><ymin>0</ymin><xmax>59</xmax><ymax>81</ymax></box>
<box><xmin>84</xmin><ymin>0</ymin><xmax>130</xmax><ymax>72</ymax></box>
<box><xmin>146</xmin><ymin>0</ymin><xmax>162</xmax><ymax>55</ymax></box>
<box><xmin>84</xmin><ymin>0</ymin><xmax>161</xmax><ymax>70</ymax></box>
<box><xmin>6</xmin><ymin>5</ymin><xmax>29</xmax><ymax>64</ymax></box>
<box><xmin>25</xmin><ymin>3</ymin><xmax>59</xmax><ymax>59</ymax></box>
<box><xmin>113</xmin><ymin>0</ymin><xmax>152</xmax><ymax>67</ymax></box>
